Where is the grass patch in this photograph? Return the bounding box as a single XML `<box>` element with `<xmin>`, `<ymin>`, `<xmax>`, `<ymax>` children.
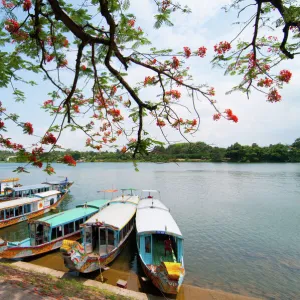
<box><xmin>0</xmin><ymin>263</ymin><xmax>131</xmax><ymax>299</ymax></box>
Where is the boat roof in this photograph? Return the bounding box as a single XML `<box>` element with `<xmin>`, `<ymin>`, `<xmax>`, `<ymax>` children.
<box><xmin>35</xmin><ymin>206</ymin><xmax>98</xmax><ymax>227</ymax></box>
<box><xmin>6</xmin><ymin>184</ymin><xmax>50</xmax><ymax>192</ymax></box>
<box><xmin>110</xmin><ymin>195</ymin><xmax>139</xmax><ymax>205</ymax></box>
<box><xmin>43</xmin><ymin>181</ymin><xmax>69</xmax><ymax>185</ymax></box>
<box><xmin>141</xmin><ymin>189</ymin><xmax>159</xmax><ymax>193</ymax></box>
<box><xmin>136</xmin><ymin>199</ymin><xmax>182</xmax><ymax>238</ymax></box>
<box><xmin>34</xmin><ymin>190</ymin><xmax>61</xmax><ymax>198</ymax></box>
<box><xmin>84</xmin><ymin>202</ymin><xmax>137</xmax><ymax>229</ymax></box>
<box><xmin>0</xmin><ymin>178</ymin><xmax>19</xmax><ymax>183</ymax></box>
<box><xmin>0</xmin><ymin>197</ymin><xmax>41</xmax><ymax>210</ymax></box>
<box><xmin>76</xmin><ymin>199</ymin><xmax>109</xmax><ymax>209</ymax></box>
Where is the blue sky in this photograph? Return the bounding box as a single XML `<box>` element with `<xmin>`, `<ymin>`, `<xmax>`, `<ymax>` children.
<box><xmin>1</xmin><ymin>0</ymin><xmax>300</xmax><ymax>151</ymax></box>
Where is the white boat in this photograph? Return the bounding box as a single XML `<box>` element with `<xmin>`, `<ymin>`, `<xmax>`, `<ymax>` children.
<box><xmin>61</xmin><ymin>188</ymin><xmax>139</xmax><ymax>273</ymax></box>
<box><xmin>136</xmin><ymin>190</ymin><xmax>185</xmax><ymax>294</ymax></box>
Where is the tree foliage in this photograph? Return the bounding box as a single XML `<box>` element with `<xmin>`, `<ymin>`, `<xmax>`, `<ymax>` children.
<box><xmin>0</xmin><ymin>0</ymin><xmax>299</xmax><ymax>173</ymax></box>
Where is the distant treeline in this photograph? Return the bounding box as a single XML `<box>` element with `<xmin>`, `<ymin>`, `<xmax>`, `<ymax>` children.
<box><xmin>1</xmin><ymin>138</ymin><xmax>300</xmax><ymax>163</ymax></box>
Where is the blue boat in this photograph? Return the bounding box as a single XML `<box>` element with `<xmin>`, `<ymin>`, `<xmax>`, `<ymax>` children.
<box><xmin>0</xmin><ymin>199</ymin><xmax>108</xmax><ymax>259</ymax></box>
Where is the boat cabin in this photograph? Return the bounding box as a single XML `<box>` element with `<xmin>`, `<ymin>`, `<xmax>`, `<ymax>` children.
<box><xmin>136</xmin><ymin>197</ymin><xmax>184</xmax><ymax>266</ymax></box>
<box><xmin>0</xmin><ymin>178</ymin><xmax>20</xmax><ymax>194</ymax></box>
<box><xmin>0</xmin><ymin>190</ymin><xmax>61</xmax><ymax>222</ymax></box>
<box><xmin>81</xmin><ymin>194</ymin><xmax>139</xmax><ymax>256</ymax></box>
<box><xmin>42</xmin><ymin>178</ymin><xmax>72</xmax><ymax>192</ymax></box>
<box><xmin>3</xmin><ymin>184</ymin><xmax>51</xmax><ymax>198</ymax></box>
<box><xmin>28</xmin><ymin>204</ymin><xmax>105</xmax><ymax>246</ymax></box>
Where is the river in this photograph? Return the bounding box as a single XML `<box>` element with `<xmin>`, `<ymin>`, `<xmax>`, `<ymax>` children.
<box><xmin>0</xmin><ymin>162</ymin><xmax>300</xmax><ymax>299</ymax></box>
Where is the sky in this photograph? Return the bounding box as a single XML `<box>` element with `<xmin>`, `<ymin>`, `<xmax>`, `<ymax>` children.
<box><xmin>1</xmin><ymin>0</ymin><xmax>300</xmax><ymax>151</ymax></box>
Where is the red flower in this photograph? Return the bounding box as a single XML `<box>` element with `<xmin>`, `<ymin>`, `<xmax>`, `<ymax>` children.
<box><xmin>171</xmin><ymin>56</ymin><xmax>180</xmax><ymax>69</ymax></box>
<box><xmin>110</xmin><ymin>85</ymin><xmax>117</xmax><ymax>96</ymax></box>
<box><xmin>5</xmin><ymin>19</ymin><xmax>20</xmax><ymax>33</ymax></box>
<box><xmin>0</xmin><ymin>121</ymin><xmax>4</xmax><ymax>129</ymax></box>
<box><xmin>108</xmin><ymin>108</ymin><xmax>121</xmax><ymax>117</ymax></box>
<box><xmin>44</xmin><ymin>166</ymin><xmax>55</xmax><ymax>174</ymax></box>
<box><xmin>45</xmin><ymin>54</ymin><xmax>54</xmax><ymax>63</ymax></box>
<box><xmin>43</xmin><ymin>100</ymin><xmax>54</xmax><ymax>107</ymax></box>
<box><xmin>23</xmin><ymin>122</ymin><xmax>33</xmax><ymax>135</ymax></box>
<box><xmin>117</xmin><ymin>129</ymin><xmax>122</xmax><ymax>136</ymax></box>
<box><xmin>2</xmin><ymin>0</ymin><xmax>15</xmax><ymax>8</ymax></box>
<box><xmin>278</xmin><ymin>70</ymin><xmax>292</xmax><ymax>83</ymax></box>
<box><xmin>22</xmin><ymin>0</ymin><xmax>31</xmax><ymax>11</ymax></box>
<box><xmin>144</xmin><ymin>76</ymin><xmax>156</xmax><ymax>86</ymax></box>
<box><xmin>230</xmin><ymin>115</ymin><xmax>238</xmax><ymax>123</ymax></box>
<box><xmin>198</xmin><ymin>46</ymin><xmax>207</xmax><ymax>58</ymax></box>
<box><xmin>183</xmin><ymin>47</ymin><xmax>191</xmax><ymax>58</ymax></box>
<box><xmin>156</xmin><ymin>119</ymin><xmax>166</xmax><ymax>127</ymax></box>
<box><xmin>257</xmin><ymin>77</ymin><xmax>273</xmax><ymax>88</ymax></box>
<box><xmin>225</xmin><ymin>109</ymin><xmax>238</xmax><ymax>123</ymax></box>
<box><xmin>42</xmin><ymin>132</ymin><xmax>57</xmax><ymax>144</ymax></box>
<box><xmin>59</xmin><ymin>59</ymin><xmax>68</xmax><ymax>68</ymax></box>
<box><xmin>128</xmin><ymin>19</ymin><xmax>135</xmax><ymax>27</ymax></box>
<box><xmin>214</xmin><ymin>41</ymin><xmax>231</xmax><ymax>55</ymax></box>
<box><xmin>191</xmin><ymin>119</ymin><xmax>197</xmax><ymax>126</ymax></box>
<box><xmin>213</xmin><ymin>113</ymin><xmax>221</xmax><ymax>121</ymax></box>
<box><xmin>33</xmin><ymin>161</ymin><xmax>43</xmax><ymax>168</ymax></box>
<box><xmin>102</xmin><ymin>137</ymin><xmax>108</xmax><ymax>143</ymax></box>
<box><xmin>267</xmin><ymin>89</ymin><xmax>282</xmax><ymax>103</ymax></box>
<box><xmin>32</xmin><ymin>147</ymin><xmax>44</xmax><ymax>155</ymax></box>
<box><xmin>208</xmin><ymin>87</ymin><xmax>215</xmax><ymax>96</ymax></box>
<box><xmin>165</xmin><ymin>90</ymin><xmax>181</xmax><ymax>99</ymax></box>
<box><xmin>62</xmin><ymin>39</ymin><xmax>69</xmax><ymax>47</ymax></box>
<box><xmin>81</xmin><ymin>65</ymin><xmax>87</xmax><ymax>71</ymax></box>
<box><xmin>72</xmin><ymin>104</ymin><xmax>80</xmax><ymax>113</ymax></box>
<box><xmin>63</xmin><ymin>154</ymin><xmax>76</xmax><ymax>166</ymax></box>
<box><xmin>121</xmin><ymin>146</ymin><xmax>127</xmax><ymax>153</ymax></box>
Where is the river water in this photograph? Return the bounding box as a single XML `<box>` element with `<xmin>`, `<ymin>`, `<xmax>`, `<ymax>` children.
<box><xmin>0</xmin><ymin>162</ymin><xmax>300</xmax><ymax>299</ymax></box>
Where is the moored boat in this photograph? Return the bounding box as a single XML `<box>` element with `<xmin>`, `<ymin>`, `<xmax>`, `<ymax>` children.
<box><xmin>0</xmin><ymin>178</ymin><xmax>73</xmax><ymax>201</ymax></box>
<box><xmin>0</xmin><ymin>190</ymin><xmax>67</xmax><ymax>229</ymax></box>
<box><xmin>0</xmin><ymin>199</ymin><xmax>108</xmax><ymax>259</ymax></box>
<box><xmin>0</xmin><ymin>178</ymin><xmax>21</xmax><ymax>197</ymax></box>
<box><xmin>61</xmin><ymin>188</ymin><xmax>139</xmax><ymax>273</ymax></box>
<box><xmin>136</xmin><ymin>190</ymin><xmax>185</xmax><ymax>294</ymax></box>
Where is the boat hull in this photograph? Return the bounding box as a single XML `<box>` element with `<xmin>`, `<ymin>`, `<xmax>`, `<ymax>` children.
<box><xmin>138</xmin><ymin>253</ymin><xmax>185</xmax><ymax>294</ymax></box>
<box><xmin>0</xmin><ymin>232</ymin><xmax>80</xmax><ymax>259</ymax></box>
<box><xmin>62</xmin><ymin>226</ymin><xmax>133</xmax><ymax>273</ymax></box>
<box><xmin>0</xmin><ymin>191</ymin><xmax>69</xmax><ymax>229</ymax></box>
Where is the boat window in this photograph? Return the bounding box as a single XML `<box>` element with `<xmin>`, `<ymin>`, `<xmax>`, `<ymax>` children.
<box><xmin>44</xmin><ymin>226</ymin><xmax>50</xmax><ymax>243</ymax></box>
<box><xmin>145</xmin><ymin>236</ymin><xmax>151</xmax><ymax>253</ymax></box>
<box><xmin>107</xmin><ymin>229</ymin><xmax>115</xmax><ymax>246</ymax></box>
<box><xmin>24</xmin><ymin>204</ymin><xmax>31</xmax><ymax>214</ymax></box>
<box><xmin>51</xmin><ymin>227</ymin><xmax>57</xmax><ymax>240</ymax></box>
<box><xmin>0</xmin><ymin>210</ymin><xmax>4</xmax><ymax>220</ymax></box>
<box><xmin>15</xmin><ymin>206</ymin><xmax>22</xmax><ymax>216</ymax></box>
<box><xmin>75</xmin><ymin>220</ymin><xmax>80</xmax><ymax>231</ymax></box>
<box><xmin>57</xmin><ymin>226</ymin><xmax>63</xmax><ymax>238</ymax></box>
<box><xmin>5</xmin><ymin>208</ymin><xmax>14</xmax><ymax>219</ymax></box>
<box><xmin>50</xmin><ymin>198</ymin><xmax>54</xmax><ymax>206</ymax></box>
<box><xmin>64</xmin><ymin>222</ymin><xmax>74</xmax><ymax>235</ymax></box>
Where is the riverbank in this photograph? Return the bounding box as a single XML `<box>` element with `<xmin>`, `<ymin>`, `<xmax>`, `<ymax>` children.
<box><xmin>0</xmin><ymin>259</ymin><xmax>261</xmax><ymax>300</ymax></box>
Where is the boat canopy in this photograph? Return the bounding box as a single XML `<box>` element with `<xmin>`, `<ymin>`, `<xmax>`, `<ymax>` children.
<box><xmin>34</xmin><ymin>190</ymin><xmax>61</xmax><ymax>198</ymax></box>
<box><xmin>0</xmin><ymin>178</ymin><xmax>19</xmax><ymax>183</ymax></box>
<box><xmin>98</xmin><ymin>189</ymin><xmax>118</xmax><ymax>193</ymax></box>
<box><xmin>76</xmin><ymin>199</ymin><xmax>109</xmax><ymax>209</ymax></box>
<box><xmin>0</xmin><ymin>197</ymin><xmax>41</xmax><ymax>210</ymax></box>
<box><xmin>5</xmin><ymin>184</ymin><xmax>50</xmax><ymax>192</ymax></box>
<box><xmin>110</xmin><ymin>195</ymin><xmax>139</xmax><ymax>205</ymax></box>
<box><xmin>32</xmin><ymin>206</ymin><xmax>98</xmax><ymax>228</ymax></box>
<box><xmin>84</xmin><ymin>203</ymin><xmax>136</xmax><ymax>229</ymax></box>
<box><xmin>43</xmin><ymin>181</ymin><xmax>70</xmax><ymax>186</ymax></box>
<box><xmin>136</xmin><ymin>199</ymin><xmax>182</xmax><ymax>238</ymax></box>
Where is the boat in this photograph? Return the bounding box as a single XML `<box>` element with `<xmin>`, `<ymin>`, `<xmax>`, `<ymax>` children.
<box><xmin>0</xmin><ymin>178</ymin><xmax>21</xmax><ymax>197</ymax></box>
<box><xmin>61</xmin><ymin>188</ymin><xmax>139</xmax><ymax>273</ymax></box>
<box><xmin>1</xmin><ymin>178</ymin><xmax>73</xmax><ymax>201</ymax></box>
<box><xmin>0</xmin><ymin>190</ymin><xmax>68</xmax><ymax>229</ymax></box>
<box><xmin>0</xmin><ymin>199</ymin><xmax>109</xmax><ymax>259</ymax></box>
<box><xmin>136</xmin><ymin>190</ymin><xmax>185</xmax><ymax>294</ymax></box>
